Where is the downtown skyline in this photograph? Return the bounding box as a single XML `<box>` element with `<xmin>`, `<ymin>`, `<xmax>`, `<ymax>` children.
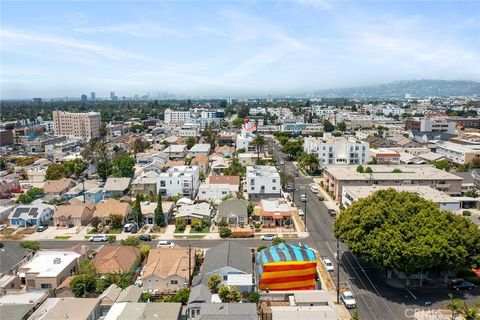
<box><xmin>1</xmin><ymin>0</ymin><xmax>480</xmax><ymax>99</ymax></box>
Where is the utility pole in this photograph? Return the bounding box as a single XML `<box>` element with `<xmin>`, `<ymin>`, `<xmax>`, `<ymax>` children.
<box><xmin>188</xmin><ymin>242</ymin><xmax>192</xmax><ymax>288</ymax></box>
<box><xmin>336</xmin><ymin>237</ymin><xmax>340</xmax><ymax>304</ymax></box>
<box><xmin>304</xmin><ymin>199</ymin><xmax>307</xmax><ymax>232</ymax></box>
<box><xmin>82</xmin><ymin>177</ymin><xmax>86</xmax><ymax>203</ymax></box>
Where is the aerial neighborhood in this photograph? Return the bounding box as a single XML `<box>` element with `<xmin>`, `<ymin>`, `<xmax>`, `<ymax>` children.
<box><xmin>1</xmin><ymin>93</ymin><xmax>480</xmax><ymax>320</ymax></box>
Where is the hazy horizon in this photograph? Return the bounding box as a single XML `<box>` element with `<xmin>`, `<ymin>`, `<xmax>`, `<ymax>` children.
<box><xmin>1</xmin><ymin>1</ymin><xmax>479</xmax><ymax>99</ymax></box>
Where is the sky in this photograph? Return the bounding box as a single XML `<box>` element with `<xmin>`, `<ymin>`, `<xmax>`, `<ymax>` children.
<box><xmin>1</xmin><ymin>0</ymin><xmax>480</xmax><ymax>99</ymax></box>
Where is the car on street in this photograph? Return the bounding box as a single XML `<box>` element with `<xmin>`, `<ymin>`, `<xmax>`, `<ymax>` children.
<box><xmin>323</xmin><ymin>258</ymin><xmax>334</xmax><ymax>272</ymax></box>
<box><xmin>310</xmin><ymin>184</ymin><xmax>318</xmax><ymax>193</ymax></box>
<box><xmin>10</xmin><ymin>189</ymin><xmax>24</xmax><ymax>193</ymax></box>
<box><xmin>90</xmin><ymin>235</ymin><xmax>108</xmax><ymax>242</ymax></box>
<box><xmin>0</xmin><ymin>224</ymin><xmax>6</xmax><ymax>231</ymax></box>
<box><xmin>450</xmin><ymin>279</ymin><xmax>475</xmax><ymax>291</ymax></box>
<box><xmin>285</xmin><ymin>184</ymin><xmax>293</xmax><ymax>192</ymax></box>
<box><xmin>298</xmin><ymin>209</ymin><xmax>304</xmax><ymax>217</ymax></box>
<box><xmin>261</xmin><ymin>234</ymin><xmax>276</xmax><ymax>241</ymax></box>
<box><xmin>301</xmin><ymin>194</ymin><xmax>307</xmax><ymax>202</ymax></box>
<box><xmin>280</xmin><ymin>161</ymin><xmax>285</xmax><ymax>165</ymax></box>
<box><xmin>318</xmin><ymin>194</ymin><xmax>324</xmax><ymax>201</ymax></box>
<box><xmin>138</xmin><ymin>234</ymin><xmax>152</xmax><ymax>241</ymax></box>
<box><xmin>341</xmin><ymin>290</ymin><xmax>357</xmax><ymax>309</ymax></box>
<box><xmin>36</xmin><ymin>225</ymin><xmax>48</xmax><ymax>232</ymax></box>
<box><xmin>157</xmin><ymin>241</ymin><xmax>174</xmax><ymax>248</ymax></box>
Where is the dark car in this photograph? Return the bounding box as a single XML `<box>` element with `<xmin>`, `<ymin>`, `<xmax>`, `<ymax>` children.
<box><xmin>36</xmin><ymin>225</ymin><xmax>48</xmax><ymax>232</ymax></box>
<box><xmin>138</xmin><ymin>234</ymin><xmax>152</xmax><ymax>241</ymax></box>
<box><xmin>285</xmin><ymin>184</ymin><xmax>293</xmax><ymax>192</ymax></box>
<box><xmin>451</xmin><ymin>280</ymin><xmax>475</xmax><ymax>291</ymax></box>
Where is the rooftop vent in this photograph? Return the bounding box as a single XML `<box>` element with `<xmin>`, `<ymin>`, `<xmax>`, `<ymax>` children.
<box><xmin>53</xmin><ymin>257</ymin><xmax>61</xmax><ymax>264</ymax></box>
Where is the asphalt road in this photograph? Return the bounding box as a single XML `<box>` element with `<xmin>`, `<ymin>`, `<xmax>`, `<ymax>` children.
<box><xmin>271</xmin><ymin>139</ymin><xmax>480</xmax><ymax>320</ymax></box>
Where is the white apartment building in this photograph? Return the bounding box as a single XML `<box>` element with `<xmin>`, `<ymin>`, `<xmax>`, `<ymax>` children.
<box><xmin>157</xmin><ymin>165</ymin><xmax>200</xmax><ymax>198</ymax></box>
<box><xmin>381</xmin><ymin>106</ymin><xmax>405</xmax><ymax>117</ymax></box>
<box><xmin>197</xmin><ymin>183</ymin><xmax>235</xmax><ymax>203</ymax></box>
<box><xmin>52</xmin><ymin>110</ymin><xmax>101</xmax><ymax>139</ymax></box>
<box><xmin>249</xmin><ymin>107</ymin><xmax>266</xmax><ymax>115</ymax></box>
<box><xmin>435</xmin><ymin>141</ymin><xmax>480</xmax><ymax>165</ymax></box>
<box><xmin>419</xmin><ymin>118</ymin><xmax>456</xmax><ymax>133</ymax></box>
<box><xmin>311</xmin><ymin>106</ymin><xmax>337</xmax><ymax>119</ymax></box>
<box><xmin>179</xmin><ymin>123</ymin><xmax>200</xmax><ymax>137</ymax></box>
<box><xmin>236</xmin><ymin>122</ymin><xmax>256</xmax><ymax>151</ymax></box>
<box><xmin>303</xmin><ymin>134</ymin><xmax>369</xmax><ymax>167</ymax></box>
<box><xmin>246</xmin><ymin>165</ymin><xmax>281</xmax><ymax>200</ymax></box>
<box><xmin>164</xmin><ymin>108</ymin><xmax>191</xmax><ymax>124</ymax></box>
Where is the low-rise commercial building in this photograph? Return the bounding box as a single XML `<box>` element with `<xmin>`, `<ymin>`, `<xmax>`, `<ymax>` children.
<box><xmin>435</xmin><ymin>141</ymin><xmax>480</xmax><ymax>165</ymax></box>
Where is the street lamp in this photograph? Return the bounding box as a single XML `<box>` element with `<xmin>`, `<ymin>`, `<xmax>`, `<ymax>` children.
<box><xmin>336</xmin><ymin>238</ymin><xmax>341</xmax><ymax>304</ymax></box>
<box><xmin>303</xmin><ymin>197</ymin><xmax>307</xmax><ymax>232</ymax></box>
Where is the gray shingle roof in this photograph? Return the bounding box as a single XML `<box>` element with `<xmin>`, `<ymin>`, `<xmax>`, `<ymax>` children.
<box><xmin>202</xmin><ymin>242</ymin><xmax>252</xmax><ymax>275</ymax></box>
<box><xmin>0</xmin><ymin>242</ymin><xmax>32</xmax><ymax>273</ymax></box>
<box><xmin>217</xmin><ymin>199</ymin><xmax>248</xmax><ymax>220</ymax></box>
<box><xmin>197</xmin><ymin>303</ymin><xmax>257</xmax><ymax>320</ymax></box>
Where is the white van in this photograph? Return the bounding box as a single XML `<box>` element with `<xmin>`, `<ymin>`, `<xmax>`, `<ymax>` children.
<box><xmin>90</xmin><ymin>235</ymin><xmax>108</xmax><ymax>242</ymax></box>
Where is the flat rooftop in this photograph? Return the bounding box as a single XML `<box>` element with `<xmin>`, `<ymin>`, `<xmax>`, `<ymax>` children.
<box><xmin>325</xmin><ymin>165</ymin><xmax>463</xmax><ymax>181</ymax></box>
<box><xmin>246</xmin><ymin>165</ymin><xmax>279</xmax><ymax>178</ymax></box>
<box><xmin>20</xmin><ymin>251</ymin><xmax>80</xmax><ymax>277</ymax></box>
<box><xmin>344</xmin><ymin>185</ymin><xmax>460</xmax><ymax>204</ymax></box>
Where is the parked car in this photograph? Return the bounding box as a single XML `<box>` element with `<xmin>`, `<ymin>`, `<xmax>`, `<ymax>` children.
<box><xmin>261</xmin><ymin>234</ymin><xmax>276</xmax><ymax>241</ymax></box>
<box><xmin>451</xmin><ymin>280</ymin><xmax>475</xmax><ymax>291</ymax></box>
<box><xmin>157</xmin><ymin>241</ymin><xmax>174</xmax><ymax>248</ymax></box>
<box><xmin>36</xmin><ymin>225</ymin><xmax>48</xmax><ymax>232</ymax></box>
<box><xmin>328</xmin><ymin>209</ymin><xmax>336</xmax><ymax>217</ymax></box>
<box><xmin>310</xmin><ymin>184</ymin><xmax>318</xmax><ymax>193</ymax></box>
<box><xmin>280</xmin><ymin>161</ymin><xmax>285</xmax><ymax>165</ymax></box>
<box><xmin>10</xmin><ymin>189</ymin><xmax>24</xmax><ymax>194</ymax></box>
<box><xmin>301</xmin><ymin>194</ymin><xmax>307</xmax><ymax>202</ymax></box>
<box><xmin>298</xmin><ymin>209</ymin><xmax>304</xmax><ymax>217</ymax></box>
<box><xmin>341</xmin><ymin>290</ymin><xmax>357</xmax><ymax>309</ymax></box>
<box><xmin>138</xmin><ymin>234</ymin><xmax>152</xmax><ymax>241</ymax></box>
<box><xmin>124</xmin><ymin>223</ymin><xmax>135</xmax><ymax>232</ymax></box>
<box><xmin>323</xmin><ymin>258</ymin><xmax>334</xmax><ymax>272</ymax></box>
<box><xmin>318</xmin><ymin>194</ymin><xmax>324</xmax><ymax>201</ymax></box>
<box><xmin>285</xmin><ymin>184</ymin><xmax>293</xmax><ymax>192</ymax></box>
<box><xmin>0</xmin><ymin>224</ymin><xmax>6</xmax><ymax>231</ymax></box>
<box><xmin>90</xmin><ymin>235</ymin><xmax>108</xmax><ymax>242</ymax></box>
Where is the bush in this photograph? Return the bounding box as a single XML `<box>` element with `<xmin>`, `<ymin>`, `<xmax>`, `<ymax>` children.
<box><xmin>230</xmin><ymin>230</ymin><xmax>253</xmax><ymax>238</ymax></box>
<box><xmin>219</xmin><ymin>226</ymin><xmax>232</xmax><ymax>238</ymax></box>
<box><xmin>140</xmin><ymin>244</ymin><xmax>150</xmax><ymax>259</ymax></box>
<box><xmin>253</xmin><ymin>222</ymin><xmax>261</xmax><ymax>229</ymax></box>
<box><xmin>257</xmin><ymin>245</ymin><xmax>267</xmax><ymax>252</ymax></box>
<box><xmin>175</xmin><ymin>219</ymin><xmax>186</xmax><ymax>232</ymax></box>
<box><xmin>218</xmin><ymin>218</ymin><xmax>228</xmax><ymax>227</ymax></box>
<box><xmin>108</xmin><ymin>235</ymin><xmax>116</xmax><ymax>243</ymax></box>
<box><xmin>141</xmin><ymin>292</ymin><xmax>152</xmax><ymax>302</ymax></box>
<box><xmin>248</xmin><ymin>291</ymin><xmax>260</xmax><ymax>303</ymax></box>
<box><xmin>121</xmin><ymin>236</ymin><xmax>140</xmax><ymax>247</ymax></box>
<box><xmin>272</xmin><ymin>237</ymin><xmax>285</xmax><ymax>246</ymax></box>
<box><xmin>0</xmin><ymin>241</ymin><xmax>3</xmax><ymax>249</ymax></box>
<box><xmin>463</xmin><ymin>210</ymin><xmax>472</xmax><ymax>216</ymax></box>
<box><xmin>191</xmin><ymin>218</ymin><xmax>203</xmax><ymax>231</ymax></box>
<box><xmin>20</xmin><ymin>241</ymin><xmax>40</xmax><ymax>251</ymax></box>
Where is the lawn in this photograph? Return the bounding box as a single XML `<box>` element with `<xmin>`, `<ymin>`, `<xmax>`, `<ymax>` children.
<box><xmin>174</xmin><ymin>228</ymin><xmax>186</xmax><ymax>233</ymax></box>
<box><xmin>54</xmin><ymin>235</ymin><xmax>71</xmax><ymax>240</ymax></box>
<box><xmin>173</xmin><ymin>235</ymin><xmax>205</xmax><ymax>239</ymax></box>
<box><xmin>190</xmin><ymin>226</ymin><xmax>210</xmax><ymax>233</ymax></box>
<box><xmin>107</xmin><ymin>227</ymin><xmax>123</xmax><ymax>234</ymax></box>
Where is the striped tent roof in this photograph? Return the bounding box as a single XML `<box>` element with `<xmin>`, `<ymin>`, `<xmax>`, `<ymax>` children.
<box><xmin>256</xmin><ymin>243</ymin><xmax>316</xmax><ymax>275</ymax></box>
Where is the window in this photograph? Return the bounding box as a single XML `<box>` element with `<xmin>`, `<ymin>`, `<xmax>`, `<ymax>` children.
<box><xmin>171</xmin><ymin>280</ymin><xmax>178</xmax><ymax>284</ymax></box>
<box><xmin>273</xmin><ymin>187</ymin><xmax>276</xmax><ymax>190</ymax></box>
<box><xmin>160</xmin><ymin>181</ymin><xmax>166</xmax><ymax>187</ymax></box>
<box><xmin>40</xmin><ymin>283</ymin><xmax>52</xmax><ymax>289</ymax></box>
<box><xmin>223</xmin><ymin>275</ymin><xmax>228</xmax><ymax>281</ymax></box>
<box><xmin>272</xmin><ymin>179</ymin><xmax>276</xmax><ymax>183</ymax></box>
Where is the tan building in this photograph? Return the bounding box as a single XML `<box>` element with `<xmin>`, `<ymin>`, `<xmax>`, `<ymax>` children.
<box><xmin>18</xmin><ymin>250</ymin><xmax>81</xmax><ymax>290</ymax></box>
<box><xmin>93</xmin><ymin>199</ymin><xmax>131</xmax><ymax>225</ymax></box>
<box><xmin>43</xmin><ymin>178</ymin><xmax>75</xmax><ymax>196</ymax></box>
<box><xmin>28</xmin><ymin>297</ymin><xmax>101</xmax><ymax>320</ymax></box>
<box><xmin>323</xmin><ymin>165</ymin><xmax>463</xmax><ymax>202</ymax></box>
<box><xmin>52</xmin><ymin>110</ymin><xmax>101</xmax><ymax>139</ymax></box>
<box><xmin>53</xmin><ymin>202</ymin><xmax>95</xmax><ymax>227</ymax></box>
<box><xmin>142</xmin><ymin>247</ymin><xmax>195</xmax><ymax>294</ymax></box>
<box><xmin>92</xmin><ymin>246</ymin><xmax>140</xmax><ymax>274</ymax></box>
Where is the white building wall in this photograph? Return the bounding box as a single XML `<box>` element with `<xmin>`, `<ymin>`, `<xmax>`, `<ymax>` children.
<box><xmin>197</xmin><ymin>184</ymin><xmax>234</xmax><ymax>202</ymax></box>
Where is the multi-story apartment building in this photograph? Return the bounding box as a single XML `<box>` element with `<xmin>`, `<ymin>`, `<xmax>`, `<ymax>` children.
<box><xmin>179</xmin><ymin>123</ymin><xmax>200</xmax><ymax>137</ymax></box>
<box><xmin>246</xmin><ymin>165</ymin><xmax>281</xmax><ymax>200</ymax></box>
<box><xmin>405</xmin><ymin>118</ymin><xmax>455</xmax><ymax>133</ymax></box>
<box><xmin>157</xmin><ymin>165</ymin><xmax>200</xmax><ymax>198</ymax></box>
<box><xmin>435</xmin><ymin>141</ymin><xmax>480</xmax><ymax>165</ymax></box>
<box><xmin>249</xmin><ymin>107</ymin><xmax>266</xmax><ymax>115</ymax></box>
<box><xmin>323</xmin><ymin>165</ymin><xmax>463</xmax><ymax>202</ymax></box>
<box><xmin>52</xmin><ymin>111</ymin><xmax>101</xmax><ymax>139</ymax></box>
<box><xmin>164</xmin><ymin>109</ymin><xmax>191</xmax><ymax>124</ymax></box>
<box><xmin>311</xmin><ymin>106</ymin><xmax>336</xmax><ymax>119</ymax></box>
<box><xmin>303</xmin><ymin>135</ymin><xmax>369</xmax><ymax>167</ymax></box>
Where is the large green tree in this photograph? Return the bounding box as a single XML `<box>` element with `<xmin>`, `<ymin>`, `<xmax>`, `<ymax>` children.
<box><xmin>154</xmin><ymin>191</ymin><xmax>166</xmax><ymax>227</ymax></box>
<box><xmin>131</xmin><ymin>196</ymin><xmax>142</xmax><ymax>226</ymax></box>
<box><xmin>111</xmin><ymin>155</ymin><xmax>135</xmax><ymax>178</ymax></box>
<box><xmin>223</xmin><ymin>158</ymin><xmax>246</xmax><ymax>177</ymax></box>
<box><xmin>334</xmin><ymin>189</ymin><xmax>480</xmax><ymax>283</ymax></box>
<box><xmin>281</xmin><ymin>139</ymin><xmax>303</xmax><ymax>160</ymax></box>
<box><xmin>45</xmin><ymin>163</ymin><xmax>66</xmax><ymax>180</ymax></box>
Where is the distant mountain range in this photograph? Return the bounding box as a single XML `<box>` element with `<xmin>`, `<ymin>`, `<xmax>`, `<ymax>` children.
<box><xmin>313</xmin><ymin>80</ymin><xmax>480</xmax><ymax>98</ymax></box>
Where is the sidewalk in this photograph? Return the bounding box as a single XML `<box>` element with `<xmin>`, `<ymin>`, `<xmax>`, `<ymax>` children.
<box><xmin>313</xmin><ymin>178</ymin><xmax>340</xmax><ymax>214</ymax></box>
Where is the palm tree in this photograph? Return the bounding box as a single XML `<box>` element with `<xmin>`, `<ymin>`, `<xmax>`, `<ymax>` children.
<box><xmin>299</xmin><ymin>153</ymin><xmax>319</xmax><ymax>174</ymax></box>
<box><xmin>445</xmin><ymin>294</ymin><xmax>480</xmax><ymax>320</ymax></box>
<box><xmin>252</xmin><ymin>134</ymin><xmax>265</xmax><ymax>165</ymax></box>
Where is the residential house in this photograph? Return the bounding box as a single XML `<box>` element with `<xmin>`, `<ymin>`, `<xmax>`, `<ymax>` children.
<box><xmin>42</xmin><ymin>178</ymin><xmax>75</xmax><ymax>196</ymax></box>
<box><xmin>164</xmin><ymin>144</ymin><xmax>187</xmax><ymax>160</ymax></box>
<box><xmin>104</xmin><ymin>177</ymin><xmax>130</xmax><ymax>199</ymax></box>
<box><xmin>194</xmin><ymin>303</ymin><xmax>257</xmax><ymax>320</ymax></box>
<box><xmin>208</xmin><ymin>176</ymin><xmax>240</xmax><ymax>192</ymax></box>
<box><xmin>131</xmin><ymin>171</ymin><xmax>159</xmax><ymax>197</ymax></box>
<box><xmin>98</xmin><ymin>284</ymin><xmax>122</xmax><ymax>315</ymax></box>
<box><xmin>140</xmin><ymin>200</ymin><xmax>174</xmax><ymax>226</ymax></box>
<box><xmin>246</xmin><ymin>165</ymin><xmax>281</xmax><ymax>201</ymax></box>
<box><xmin>209</xmin><ymin>158</ymin><xmax>230</xmax><ymax>174</ymax></box>
<box><xmin>142</xmin><ymin>161</ymin><xmax>164</xmax><ymax>175</ymax></box>
<box><xmin>214</xmin><ymin>145</ymin><xmax>235</xmax><ymax>157</ymax></box>
<box><xmin>188</xmin><ymin>144</ymin><xmax>211</xmax><ymax>157</ymax></box>
<box><xmin>84</xmin><ymin>187</ymin><xmax>104</xmax><ymax>203</ymax></box>
<box><xmin>369</xmin><ymin>148</ymin><xmax>401</xmax><ymax>164</ymax></box>
<box><xmin>217</xmin><ymin>198</ymin><xmax>248</xmax><ymax>225</ymax></box>
<box><xmin>192</xmin><ymin>155</ymin><xmax>209</xmax><ymax>174</ymax></box>
<box><xmin>0</xmin><ymin>241</ymin><xmax>34</xmax><ymax>276</ymax></box>
<box><xmin>92</xmin><ymin>246</ymin><xmax>141</xmax><ymax>274</ymax></box>
<box><xmin>0</xmin><ymin>291</ymin><xmax>47</xmax><ymax>320</ymax></box>
<box><xmin>27</xmin><ymin>168</ymin><xmax>47</xmax><ymax>183</ymax></box>
<box><xmin>197</xmin><ymin>183</ymin><xmax>234</xmax><ymax>203</ymax></box>
<box><xmin>104</xmin><ymin>302</ymin><xmax>181</xmax><ymax>320</ymax></box>
<box><xmin>136</xmin><ymin>151</ymin><xmax>168</xmax><ymax>166</ymax></box>
<box><xmin>8</xmin><ymin>201</ymin><xmax>54</xmax><ymax>227</ymax></box>
<box><xmin>158</xmin><ymin>165</ymin><xmax>200</xmax><ymax>198</ymax></box>
<box><xmin>27</xmin><ymin>297</ymin><xmax>101</xmax><ymax>320</ymax></box>
<box><xmin>53</xmin><ymin>202</ymin><xmax>95</xmax><ymax>227</ymax></box>
<box><xmin>0</xmin><ymin>175</ymin><xmax>20</xmax><ymax>195</ymax></box>
<box><xmin>115</xmin><ymin>285</ymin><xmax>143</xmax><ymax>303</ymax></box>
<box><xmin>93</xmin><ymin>199</ymin><xmax>132</xmax><ymax>225</ymax></box>
<box><xmin>64</xmin><ymin>179</ymin><xmax>100</xmax><ymax>200</ymax></box>
<box><xmin>141</xmin><ymin>247</ymin><xmax>195</xmax><ymax>293</ymax></box>
<box><xmin>18</xmin><ymin>250</ymin><xmax>81</xmax><ymax>289</ymax></box>
<box><xmin>176</xmin><ymin>202</ymin><xmax>212</xmax><ymax>224</ymax></box>
<box><xmin>254</xmin><ymin>199</ymin><xmax>292</xmax><ymax>227</ymax></box>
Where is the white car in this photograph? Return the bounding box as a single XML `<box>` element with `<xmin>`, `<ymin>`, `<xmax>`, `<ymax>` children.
<box><xmin>157</xmin><ymin>241</ymin><xmax>174</xmax><ymax>248</ymax></box>
<box><xmin>310</xmin><ymin>184</ymin><xmax>318</xmax><ymax>193</ymax></box>
<box><xmin>298</xmin><ymin>209</ymin><xmax>304</xmax><ymax>217</ymax></box>
<box><xmin>261</xmin><ymin>234</ymin><xmax>276</xmax><ymax>241</ymax></box>
<box><xmin>341</xmin><ymin>291</ymin><xmax>357</xmax><ymax>309</ymax></box>
<box><xmin>322</xmin><ymin>258</ymin><xmax>334</xmax><ymax>272</ymax></box>
<box><xmin>90</xmin><ymin>235</ymin><xmax>108</xmax><ymax>242</ymax></box>
<box><xmin>300</xmin><ymin>194</ymin><xmax>307</xmax><ymax>202</ymax></box>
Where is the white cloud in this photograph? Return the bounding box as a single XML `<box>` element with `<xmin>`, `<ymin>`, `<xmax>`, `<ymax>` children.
<box><xmin>74</xmin><ymin>23</ymin><xmax>184</xmax><ymax>38</ymax></box>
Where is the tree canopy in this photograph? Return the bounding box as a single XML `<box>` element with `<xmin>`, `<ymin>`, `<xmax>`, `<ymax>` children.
<box><xmin>334</xmin><ymin>189</ymin><xmax>480</xmax><ymax>277</ymax></box>
<box><xmin>111</xmin><ymin>155</ymin><xmax>135</xmax><ymax>178</ymax></box>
